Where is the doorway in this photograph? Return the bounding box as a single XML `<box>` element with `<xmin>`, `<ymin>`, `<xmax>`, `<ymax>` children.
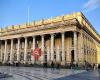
<box><xmin>71</xmin><ymin>50</ymin><xmax>74</xmax><ymax>62</ymax></box>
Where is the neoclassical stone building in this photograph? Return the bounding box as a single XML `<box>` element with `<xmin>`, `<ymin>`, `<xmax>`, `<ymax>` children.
<box><xmin>0</xmin><ymin>12</ymin><xmax>100</xmax><ymax>66</ymax></box>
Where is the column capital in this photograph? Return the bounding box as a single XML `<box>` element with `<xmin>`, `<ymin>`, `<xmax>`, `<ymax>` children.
<box><xmin>41</xmin><ymin>35</ymin><xmax>44</xmax><ymax>37</ymax></box>
<box><xmin>5</xmin><ymin>39</ymin><xmax>7</xmax><ymax>41</ymax></box>
<box><xmin>32</xmin><ymin>35</ymin><xmax>35</xmax><ymax>37</ymax></box>
<box><xmin>50</xmin><ymin>33</ymin><xmax>54</xmax><ymax>36</ymax></box>
<box><xmin>17</xmin><ymin>37</ymin><xmax>21</xmax><ymax>39</ymax></box>
<box><xmin>10</xmin><ymin>38</ymin><xmax>13</xmax><ymax>40</ymax></box>
<box><xmin>24</xmin><ymin>36</ymin><xmax>28</xmax><ymax>39</ymax></box>
<box><xmin>61</xmin><ymin>32</ymin><xmax>65</xmax><ymax>34</ymax></box>
<box><xmin>73</xmin><ymin>31</ymin><xmax>78</xmax><ymax>33</ymax></box>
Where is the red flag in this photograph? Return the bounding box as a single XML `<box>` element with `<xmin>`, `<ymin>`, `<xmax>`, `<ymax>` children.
<box><xmin>32</xmin><ymin>48</ymin><xmax>43</xmax><ymax>61</ymax></box>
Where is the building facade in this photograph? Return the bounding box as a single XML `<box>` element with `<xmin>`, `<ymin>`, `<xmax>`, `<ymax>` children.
<box><xmin>0</xmin><ymin>12</ymin><xmax>100</xmax><ymax>66</ymax></box>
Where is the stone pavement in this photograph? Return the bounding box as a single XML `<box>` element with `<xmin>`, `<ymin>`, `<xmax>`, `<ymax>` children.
<box><xmin>0</xmin><ymin>66</ymin><xmax>100</xmax><ymax>80</ymax></box>
<box><xmin>54</xmin><ymin>70</ymin><xmax>100</xmax><ymax>80</ymax></box>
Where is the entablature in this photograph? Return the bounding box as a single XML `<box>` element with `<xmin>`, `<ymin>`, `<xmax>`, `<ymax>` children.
<box><xmin>0</xmin><ymin>18</ymin><xmax>79</xmax><ymax>38</ymax></box>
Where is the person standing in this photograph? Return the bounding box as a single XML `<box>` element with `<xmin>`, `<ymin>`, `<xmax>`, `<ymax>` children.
<box><xmin>51</xmin><ymin>61</ymin><xmax>54</xmax><ymax>70</ymax></box>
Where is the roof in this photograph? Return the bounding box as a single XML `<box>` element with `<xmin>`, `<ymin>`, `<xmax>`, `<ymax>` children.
<box><xmin>0</xmin><ymin>12</ymin><xmax>100</xmax><ymax>41</ymax></box>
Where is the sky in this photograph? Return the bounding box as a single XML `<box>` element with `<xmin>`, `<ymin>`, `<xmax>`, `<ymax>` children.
<box><xmin>0</xmin><ymin>0</ymin><xmax>100</xmax><ymax>34</ymax></box>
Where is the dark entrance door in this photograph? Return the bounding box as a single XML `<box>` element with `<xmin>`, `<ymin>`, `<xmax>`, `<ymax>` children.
<box><xmin>71</xmin><ymin>50</ymin><xmax>74</xmax><ymax>62</ymax></box>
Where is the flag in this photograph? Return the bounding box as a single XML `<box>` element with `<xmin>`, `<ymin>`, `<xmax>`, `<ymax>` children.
<box><xmin>32</xmin><ymin>40</ymin><xmax>44</xmax><ymax>61</ymax></box>
<box><xmin>32</xmin><ymin>48</ymin><xmax>43</xmax><ymax>61</ymax></box>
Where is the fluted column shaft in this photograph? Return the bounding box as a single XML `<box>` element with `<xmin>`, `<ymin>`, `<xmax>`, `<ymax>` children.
<box><xmin>41</xmin><ymin>35</ymin><xmax>44</xmax><ymax>62</ymax></box>
<box><xmin>24</xmin><ymin>37</ymin><xmax>27</xmax><ymax>63</ymax></box>
<box><xmin>62</xmin><ymin>32</ymin><xmax>65</xmax><ymax>62</ymax></box>
<box><xmin>4</xmin><ymin>40</ymin><xmax>7</xmax><ymax>63</ymax></box>
<box><xmin>51</xmin><ymin>34</ymin><xmax>54</xmax><ymax>61</ymax></box>
<box><xmin>0</xmin><ymin>41</ymin><xmax>2</xmax><ymax>62</ymax></box>
<box><xmin>31</xmin><ymin>36</ymin><xmax>35</xmax><ymax>64</ymax></box>
<box><xmin>74</xmin><ymin>31</ymin><xmax>78</xmax><ymax>62</ymax></box>
<box><xmin>17</xmin><ymin>38</ymin><xmax>20</xmax><ymax>62</ymax></box>
<box><xmin>10</xmin><ymin>39</ymin><xmax>13</xmax><ymax>63</ymax></box>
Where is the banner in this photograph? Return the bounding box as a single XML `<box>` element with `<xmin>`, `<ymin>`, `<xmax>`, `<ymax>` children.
<box><xmin>32</xmin><ymin>48</ymin><xmax>43</xmax><ymax>61</ymax></box>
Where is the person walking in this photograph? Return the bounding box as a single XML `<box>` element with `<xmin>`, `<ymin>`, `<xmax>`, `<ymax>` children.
<box><xmin>56</xmin><ymin>62</ymin><xmax>60</xmax><ymax>70</ymax></box>
<box><xmin>51</xmin><ymin>61</ymin><xmax>54</xmax><ymax>70</ymax></box>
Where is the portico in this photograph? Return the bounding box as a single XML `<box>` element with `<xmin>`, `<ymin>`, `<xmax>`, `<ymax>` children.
<box><xmin>0</xmin><ymin>31</ymin><xmax>79</xmax><ymax>66</ymax></box>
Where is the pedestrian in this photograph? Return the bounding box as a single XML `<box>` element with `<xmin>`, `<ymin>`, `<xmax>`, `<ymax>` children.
<box><xmin>70</xmin><ymin>61</ymin><xmax>73</xmax><ymax>69</ymax></box>
<box><xmin>56</xmin><ymin>62</ymin><xmax>60</xmax><ymax>70</ymax></box>
<box><xmin>43</xmin><ymin>61</ymin><xmax>47</xmax><ymax>68</ymax></box>
<box><xmin>93</xmin><ymin>64</ymin><xmax>96</xmax><ymax>70</ymax></box>
<box><xmin>51</xmin><ymin>61</ymin><xmax>54</xmax><ymax>70</ymax></box>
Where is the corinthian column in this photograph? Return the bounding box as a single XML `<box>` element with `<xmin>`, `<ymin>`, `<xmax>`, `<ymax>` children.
<box><xmin>17</xmin><ymin>38</ymin><xmax>20</xmax><ymax>62</ymax></box>
<box><xmin>31</xmin><ymin>36</ymin><xmax>35</xmax><ymax>64</ymax></box>
<box><xmin>24</xmin><ymin>37</ymin><xmax>27</xmax><ymax>63</ymax></box>
<box><xmin>10</xmin><ymin>39</ymin><xmax>13</xmax><ymax>63</ymax></box>
<box><xmin>4</xmin><ymin>40</ymin><xmax>7</xmax><ymax>63</ymax></box>
<box><xmin>74</xmin><ymin>31</ymin><xmax>78</xmax><ymax>63</ymax></box>
<box><xmin>51</xmin><ymin>34</ymin><xmax>54</xmax><ymax>61</ymax></box>
<box><xmin>0</xmin><ymin>41</ymin><xmax>2</xmax><ymax>62</ymax></box>
<box><xmin>41</xmin><ymin>35</ymin><xmax>44</xmax><ymax>63</ymax></box>
<box><xmin>61</xmin><ymin>32</ymin><xmax>65</xmax><ymax>64</ymax></box>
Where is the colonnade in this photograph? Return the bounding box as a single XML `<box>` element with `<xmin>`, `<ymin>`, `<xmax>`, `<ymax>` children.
<box><xmin>0</xmin><ymin>31</ymin><xmax>78</xmax><ymax>65</ymax></box>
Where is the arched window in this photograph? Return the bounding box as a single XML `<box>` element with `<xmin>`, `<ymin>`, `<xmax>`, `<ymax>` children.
<box><xmin>71</xmin><ymin>50</ymin><xmax>74</xmax><ymax>62</ymax></box>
